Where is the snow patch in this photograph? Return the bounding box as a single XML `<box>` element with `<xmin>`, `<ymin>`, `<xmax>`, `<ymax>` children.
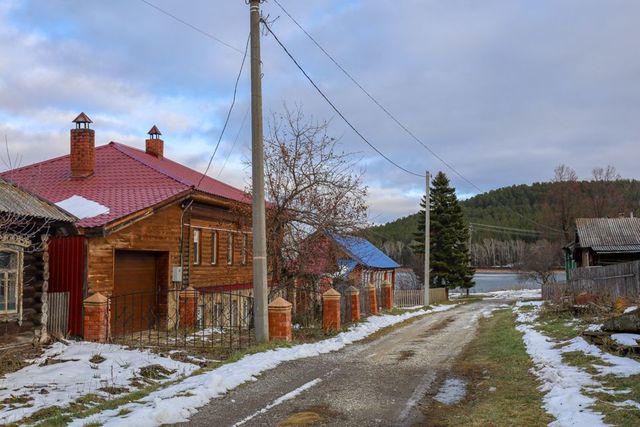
<box><xmin>514</xmin><ymin>304</ymin><xmax>607</xmax><ymax>426</ymax></box>
<box><xmin>70</xmin><ymin>304</ymin><xmax>457</xmax><ymax>427</ymax></box>
<box><xmin>434</xmin><ymin>378</ymin><xmax>467</xmax><ymax>405</ymax></box>
<box><xmin>56</xmin><ymin>195</ymin><xmax>109</xmax><ymax>219</ymax></box>
<box><xmin>484</xmin><ymin>289</ymin><xmax>542</xmax><ymax>300</ymax></box>
<box><xmin>623</xmin><ymin>306</ymin><xmax>638</xmax><ymax>314</ymax></box>
<box><xmin>611</xmin><ymin>333</ymin><xmax>640</xmax><ymax>347</ymax></box>
<box><xmin>0</xmin><ymin>342</ymin><xmax>198</xmax><ymax>425</ymax></box>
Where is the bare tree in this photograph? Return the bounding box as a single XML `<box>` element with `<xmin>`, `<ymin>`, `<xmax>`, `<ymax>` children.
<box><xmin>517</xmin><ymin>240</ymin><xmax>562</xmax><ymax>286</ymax></box>
<box><xmin>544</xmin><ymin>164</ymin><xmax>580</xmax><ymax>243</ymax></box>
<box><xmin>260</xmin><ymin>105</ymin><xmax>368</xmax><ymax>286</ymax></box>
<box><xmin>589</xmin><ymin>165</ymin><xmax>623</xmax><ymax>217</ymax></box>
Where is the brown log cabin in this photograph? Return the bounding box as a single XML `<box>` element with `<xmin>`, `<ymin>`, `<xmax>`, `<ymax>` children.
<box><xmin>1</xmin><ymin>113</ymin><xmax>255</xmax><ymax>337</ymax></box>
<box><xmin>0</xmin><ymin>178</ymin><xmax>74</xmax><ymax>345</ymax></box>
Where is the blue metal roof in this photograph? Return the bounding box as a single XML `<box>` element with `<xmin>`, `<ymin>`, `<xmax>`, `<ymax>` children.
<box><xmin>329</xmin><ymin>233</ymin><xmax>400</xmax><ymax>269</ymax></box>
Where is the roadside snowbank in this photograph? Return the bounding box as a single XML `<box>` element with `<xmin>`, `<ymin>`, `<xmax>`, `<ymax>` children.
<box><xmin>514</xmin><ymin>301</ymin><xmax>606</xmax><ymax>427</ymax></box>
<box><xmin>0</xmin><ymin>342</ymin><xmax>197</xmax><ymax>425</ymax></box>
<box><xmin>71</xmin><ymin>304</ymin><xmax>456</xmax><ymax>427</ymax></box>
<box><xmin>485</xmin><ymin>289</ymin><xmax>542</xmax><ymax>300</ymax></box>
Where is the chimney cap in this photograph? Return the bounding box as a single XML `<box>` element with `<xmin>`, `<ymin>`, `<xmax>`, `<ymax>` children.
<box><xmin>72</xmin><ymin>112</ymin><xmax>93</xmax><ymax>129</ymax></box>
<box><xmin>147</xmin><ymin>125</ymin><xmax>162</xmax><ymax>137</ymax></box>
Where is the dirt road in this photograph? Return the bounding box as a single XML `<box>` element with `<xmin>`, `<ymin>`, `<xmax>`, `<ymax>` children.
<box><xmin>179</xmin><ymin>300</ymin><xmax>504</xmax><ymax>427</ymax></box>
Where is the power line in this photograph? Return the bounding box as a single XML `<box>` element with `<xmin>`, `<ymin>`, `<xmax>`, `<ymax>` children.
<box><xmin>138</xmin><ymin>0</ymin><xmax>244</xmax><ymax>54</ymax></box>
<box><xmin>197</xmin><ymin>34</ymin><xmax>250</xmax><ymax>188</ymax></box>
<box><xmin>470</xmin><ymin>222</ymin><xmax>543</xmax><ymax>235</ymax></box>
<box><xmin>271</xmin><ymin>1</ymin><xmax>563</xmax><ymax>234</ymax></box>
<box><xmin>217</xmin><ymin>106</ymin><xmax>250</xmax><ymax>178</ymax></box>
<box><xmin>261</xmin><ymin>20</ymin><xmax>424</xmax><ymax>178</ymax></box>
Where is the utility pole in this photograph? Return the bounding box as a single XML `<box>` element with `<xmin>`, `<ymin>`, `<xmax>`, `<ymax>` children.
<box><xmin>249</xmin><ymin>0</ymin><xmax>268</xmax><ymax>343</ymax></box>
<box><xmin>424</xmin><ymin>171</ymin><xmax>430</xmax><ymax>306</ymax></box>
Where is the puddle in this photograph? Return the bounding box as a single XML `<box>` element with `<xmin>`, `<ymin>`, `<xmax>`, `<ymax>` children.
<box><xmin>433</xmin><ymin>378</ymin><xmax>467</xmax><ymax>405</ymax></box>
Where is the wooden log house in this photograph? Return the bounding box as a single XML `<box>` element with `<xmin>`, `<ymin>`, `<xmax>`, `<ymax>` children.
<box><xmin>1</xmin><ymin>113</ymin><xmax>256</xmax><ymax>338</ymax></box>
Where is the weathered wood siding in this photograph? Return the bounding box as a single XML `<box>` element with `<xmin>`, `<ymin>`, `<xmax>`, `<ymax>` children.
<box><xmin>543</xmin><ymin>261</ymin><xmax>640</xmax><ymax>303</ymax></box>
<box><xmin>86</xmin><ymin>200</ymin><xmax>254</xmax><ymax>296</ymax></box>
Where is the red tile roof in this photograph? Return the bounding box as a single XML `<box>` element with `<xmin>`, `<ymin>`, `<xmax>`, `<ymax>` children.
<box><xmin>1</xmin><ymin>142</ymin><xmax>250</xmax><ymax>228</ymax></box>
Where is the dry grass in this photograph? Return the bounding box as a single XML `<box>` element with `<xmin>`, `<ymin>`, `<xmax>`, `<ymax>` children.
<box><xmin>422</xmin><ymin>310</ymin><xmax>553</xmax><ymax>426</ymax></box>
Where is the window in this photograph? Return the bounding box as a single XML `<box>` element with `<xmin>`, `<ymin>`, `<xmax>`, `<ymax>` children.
<box><xmin>227</xmin><ymin>232</ymin><xmax>234</xmax><ymax>265</ymax></box>
<box><xmin>211</xmin><ymin>231</ymin><xmax>218</xmax><ymax>265</ymax></box>
<box><xmin>193</xmin><ymin>229</ymin><xmax>201</xmax><ymax>265</ymax></box>
<box><xmin>241</xmin><ymin>233</ymin><xmax>248</xmax><ymax>265</ymax></box>
<box><xmin>0</xmin><ymin>250</ymin><xmax>20</xmax><ymax>315</ymax></box>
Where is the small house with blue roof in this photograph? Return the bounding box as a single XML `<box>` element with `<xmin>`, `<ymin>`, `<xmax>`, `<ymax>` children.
<box><xmin>301</xmin><ymin>232</ymin><xmax>400</xmax><ymax>288</ymax></box>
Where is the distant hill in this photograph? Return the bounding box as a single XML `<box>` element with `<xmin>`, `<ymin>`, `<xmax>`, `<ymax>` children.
<box><xmin>365</xmin><ymin>179</ymin><xmax>640</xmax><ymax>268</ymax></box>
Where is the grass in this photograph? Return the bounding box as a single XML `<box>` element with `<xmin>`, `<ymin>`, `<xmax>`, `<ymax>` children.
<box><xmin>423</xmin><ymin>309</ymin><xmax>553</xmax><ymax>426</ymax></box>
<box><xmin>590</xmin><ymin>374</ymin><xmax>640</xmax><ymax>427</ymax></box>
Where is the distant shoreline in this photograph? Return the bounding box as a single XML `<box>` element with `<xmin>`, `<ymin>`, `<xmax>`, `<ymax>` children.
<box><xmin>474</xmin><ymin>268</ymin><xmax>565</xmax><ymax>274</ymax></box>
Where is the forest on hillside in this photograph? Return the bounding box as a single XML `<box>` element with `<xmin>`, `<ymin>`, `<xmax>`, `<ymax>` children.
<box><xmin>366</xmin><ymin>166</ymin><xmax>640</xmax><ymax>270</ymax></box>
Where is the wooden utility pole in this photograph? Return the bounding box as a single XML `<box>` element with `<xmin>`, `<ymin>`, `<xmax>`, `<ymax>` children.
<box><xmin>424</xmin><ymin>171</ymin><xmax>430</xmax><ymax>306</ymax></box>
<box><xmin>249</xmin><ymin>0</ymin><xmax>268</xmax><ymax>342</ymax></box>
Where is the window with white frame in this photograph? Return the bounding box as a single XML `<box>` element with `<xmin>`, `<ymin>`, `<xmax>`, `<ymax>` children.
<box><xmin>0</xmin><ymin>249</ymin><xmax>21</xmax><ymax>315</ymax></box>
<box><xmin>227</xmin><ymin>232</ymin><xmax>234</xmax><ymax>265</ymax></box>
<box><xmin>241</xmin><ymin>233</ymin><xmax>248</xmax><ymax>265</ymax></box>
<box><xmin>193</xmin><ymin>229</ymin><xmax>201</xmax><ymax>265</ymax></box>
<box><xmin>211</xmin><ymin>231</ymin><xmax>218</xmax><ymax>265</ymax></box>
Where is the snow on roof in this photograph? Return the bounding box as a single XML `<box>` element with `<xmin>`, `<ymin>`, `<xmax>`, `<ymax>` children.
<box><xmin>1</xmin><ymin>142</ymin><xmax>251</xmax><ymax>228</ymax></box>
<box><xmin>55</xmin><ymin>195</ymin><xmax>109</xmax><ymax>219</ymax></box>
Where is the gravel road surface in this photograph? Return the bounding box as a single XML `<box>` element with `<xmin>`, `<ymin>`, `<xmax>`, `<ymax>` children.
<box><xmin>177</xmin><ymin>300</ymin><xmax>504</xmax><ymax>427</ymax></box>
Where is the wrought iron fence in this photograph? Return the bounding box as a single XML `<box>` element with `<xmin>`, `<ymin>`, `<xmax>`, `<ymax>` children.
<box><xmin>108</xmin><ymin>288</ymin><xmax>254</xmax><ymax>356</ymax></box>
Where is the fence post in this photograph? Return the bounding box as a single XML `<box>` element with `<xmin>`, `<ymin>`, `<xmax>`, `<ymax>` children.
<box><xmin>382</xmin><ymin>281</ymin><xmax>393</xmax><ymax>310</ymax></box>
<box><xmin>346</xmin><ymin>286</ymin><xmax>360</xmax><ymax>322</ymax></box>
<box><xmin>179</xmin><ymin>286</ymin><xmax>198</xmax><ymax>330</ymax></box>
<box><xmin>268</xmin><ymin>297</ymin><xmax>292</xmax><ymax>341</ymax></box>
<box><xmin>367</xmin><ymin>283</ymin><xmax>378</xmax><ymax>315</ymax></box>
<box><xmin>83</xmin><ymin>292</ymin><xmax>108</xmax><ymax>343</ymax></box>
<box><xmin>322</xmin><ymin>288</ymin><xmax>341</xmax><ymax>334</ymax></box>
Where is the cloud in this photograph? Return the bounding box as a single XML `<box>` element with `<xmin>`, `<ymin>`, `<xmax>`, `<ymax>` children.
<box><xmin>1</xmin><ymin>0</ymin><xmax>639</xmax><ymax>223</ymax></box>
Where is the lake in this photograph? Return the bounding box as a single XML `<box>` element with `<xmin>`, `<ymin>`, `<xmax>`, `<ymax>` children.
<box><xmin>469</xmin><ymin>271</ymin><xmax>565</xmax><ymax>292</ymax></box>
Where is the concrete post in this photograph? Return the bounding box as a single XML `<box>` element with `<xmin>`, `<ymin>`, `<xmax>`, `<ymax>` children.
<box><xmin>179</xmin><ymin>286</ymin><xmax>198</xmax><ymax>330</ymax></box>
<box><xmin>382</xmin><ymin>281</ymin><xmax>393</xmax><ymax>310</ymax></box>
<box><xmin>268</xmin><ymin>297</ymin><xmax>293</xmax><ymax>341</ymax></box>
<box><xmin>83</xmin><ymin>292</ymin><xmax>108</xmax><ymax>343</ymax></box>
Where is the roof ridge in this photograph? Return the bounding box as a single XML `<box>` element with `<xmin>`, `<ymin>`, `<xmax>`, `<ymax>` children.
<box><xmin>109</xmin><ymin>142</ymin><xmax>193</xmax><ymax>189</ymax></box>
<box><xmin>110</xmin><ymin>141</ymin><xmax>249</xmax><ymax>196</ymax></box>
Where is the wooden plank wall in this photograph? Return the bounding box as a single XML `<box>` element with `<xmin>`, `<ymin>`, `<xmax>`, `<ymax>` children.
<box><xmin>87</xmin><ymin>201</ymin><xmax>254</xmax><ymax>296</ymax></box>
<box><xmin>394</xmin><ymin>288</ymin><xmax>448</xmax><ymax>307</ymax></box>
<box><xmin>543</xmin><ymin>261</ymin><xmax>640</xmax><ymax>303</ymax></box>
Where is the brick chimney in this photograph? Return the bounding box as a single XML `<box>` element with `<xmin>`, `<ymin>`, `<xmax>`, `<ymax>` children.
<box><xmin>145</xmin><ymin>125</ymin><xmax>163</xmax><ymax>158</ymax></box>
<box><xmin>70</xmin><ymin>112</ymin><xmax>95</xmax><ymax>178</ymax></box>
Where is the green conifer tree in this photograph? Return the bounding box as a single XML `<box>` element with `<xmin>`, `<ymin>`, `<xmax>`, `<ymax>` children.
<box><xmin>413</xmin><ymin>172</ymin><xmax>475</xmax><ymax>291</ymax></box>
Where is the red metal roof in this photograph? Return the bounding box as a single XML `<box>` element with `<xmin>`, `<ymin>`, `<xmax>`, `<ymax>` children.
<box><xmin>1</xmin><ymin>142</ymin><xmax>250</xmax><ymax>228</ymax></box>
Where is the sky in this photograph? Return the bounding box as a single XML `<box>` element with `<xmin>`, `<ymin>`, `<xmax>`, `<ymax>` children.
<box><xmin>1</xmin><ymin>0</ymin><xmax>639</xmax><ymax>224</ymax></box>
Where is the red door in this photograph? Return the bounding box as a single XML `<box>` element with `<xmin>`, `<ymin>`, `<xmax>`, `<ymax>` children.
<box><xmin>49</xmin><ymin>236</ymin><xmax>85</xmax><ymax>336</ymax></box>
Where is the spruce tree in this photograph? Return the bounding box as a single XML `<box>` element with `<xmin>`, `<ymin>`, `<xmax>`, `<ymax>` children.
<box><xmin>413</xmin><ymin>172</ymin><xmax>475</xmax><ymax>291</ymax></box>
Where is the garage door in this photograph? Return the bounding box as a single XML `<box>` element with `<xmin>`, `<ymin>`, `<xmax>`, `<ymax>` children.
<box><xmin>112</xmin><ymin>251</ymin><xmax>158</xmax><ymax>335</ymax></box>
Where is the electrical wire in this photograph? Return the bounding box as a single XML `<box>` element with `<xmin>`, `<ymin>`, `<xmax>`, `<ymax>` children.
<box><xmin>139</xmin><ymin>0</ymin><xmax>244</xmax><ymax>54</ymax></box>
<box><xmin>197</xmin><ymin>34</ymin><xmax>250</xmax><ymax>188</ymax></box>
<box><xmin>217</xmin><ymin>106</ymin><xmax>250</xmax><ymax>178</ymax></box>
<box><xmin>270</xmin><ymin>0</ymin><xmax>563</xmax><ymax>234</ymax></box>
<box><xmin>261</xmin><ymin>20</ymin><xmax>424</xmax><ymax>178</ymax></box>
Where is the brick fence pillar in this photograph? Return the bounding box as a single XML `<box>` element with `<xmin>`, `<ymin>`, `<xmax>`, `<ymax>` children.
<box><xmin>83</xmin><ymin>292</ymin><xmax>108</xmax><ymax>343</ymax></box>
<box><xmin>323</xmin><ymin>288</ymin><xmax>341</xmax><ymax>334</ymax></box>
<box><xmin>269</xmin><ymin>297</ymin><xmax>293</xmax><ymax>341</ymax></box>
<box><xmin>367</xmin><ymin>283</ymin><xmax>378</xmax><ymax>315</ymax></box>
<box><xmin>179</xmin><ymin>286</ymin><xmax>198</xmax><ymax>330</ymax></box>
<box><xmin>382</xmin><ymin>281</ymin><xmax>393</xmax><ymax>310</ymax></box>
<box><xmin>346</xmin><ymin>286</ymin><xmax>360</xmax><ymax>322</ymax></box>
